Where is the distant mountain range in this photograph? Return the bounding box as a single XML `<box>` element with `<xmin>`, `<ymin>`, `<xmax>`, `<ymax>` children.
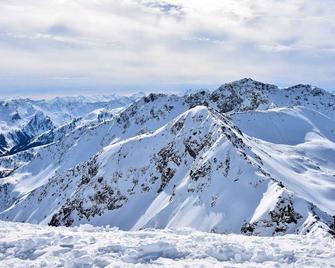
<box><xmin>0</xmin><ymin>94</ymin><xmax>143</xmax><ymax>157</ymax></box>
<box><xmin>1</xmin><ymin>78</ymin><xmax>334</xmax><ymax>237</ymax></box>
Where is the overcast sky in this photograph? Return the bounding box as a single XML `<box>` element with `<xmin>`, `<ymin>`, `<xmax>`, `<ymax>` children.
<box><xmin>0</xmin><ymin>0</ymin><xmax>334</xmax><ymax>97</ymax></box>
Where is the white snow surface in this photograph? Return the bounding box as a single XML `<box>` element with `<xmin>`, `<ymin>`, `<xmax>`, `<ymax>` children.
<box><xmin>0</xmin><ymin>220</ymin><xmax>334</xmax><ymax>268</ymax></box>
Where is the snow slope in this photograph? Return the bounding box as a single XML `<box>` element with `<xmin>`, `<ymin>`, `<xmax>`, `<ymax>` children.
<box><xmin>232</xmin><ymin>106</ymin><xmax>335</xmax><ymax>216</ymax></box>
<box><xmin>0</xmin><ymin>220</ymin><xmax>334</xmax><ymax>268</ymax></box>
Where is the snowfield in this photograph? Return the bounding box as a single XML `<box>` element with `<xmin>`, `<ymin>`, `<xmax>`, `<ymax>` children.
<box><xmin>0</xmin><ymin>221</ymin><xmax>334</xmax><ymax>268</ymax></box>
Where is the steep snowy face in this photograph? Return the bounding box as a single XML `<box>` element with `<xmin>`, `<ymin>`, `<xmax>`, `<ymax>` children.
<box><xmin>1</xmin><ymin>79</ymin><xmax>335</xmax><ymax>237</ymax></box>
<box><xmin>232</xmin><ymin>107</ymin><xmax>335</xmax><ymax>217</ymax></box>
<box><xmin>23</xmin><ymin>112</ymin><xmax>54</xmax><ymax>136</ymax></box>
<box><xmin>0</xmin><ymin>112</ymin><xmax>54</xmax><ymax>156</ymax></box>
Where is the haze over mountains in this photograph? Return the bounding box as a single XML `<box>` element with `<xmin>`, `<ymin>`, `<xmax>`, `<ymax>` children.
<box><xmin>0</xmin><ymin>78</ymin><xmax>334</xmax><ymax>237</ymax></box>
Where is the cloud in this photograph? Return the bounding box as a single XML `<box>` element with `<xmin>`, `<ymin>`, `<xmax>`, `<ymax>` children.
<box><xmin>139</xmin><ymin>0</ymin><xmax>184</xmax><ymax>17</ymax></box>
<box><xmin>0</xmin><ymin>0</ymin><xmax>334</xmax><ymax>95</ymax></box>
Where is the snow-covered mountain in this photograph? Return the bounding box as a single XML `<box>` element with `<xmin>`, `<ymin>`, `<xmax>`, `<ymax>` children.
<box><xmin>0</xmin><ymin>94</ymin><xmax>141</xmax><ymax>157</ymax></box>
<box><xmin>0</xmin><ymin>79</ymin><xmax>334</xmax><ymax>237</ymax></box>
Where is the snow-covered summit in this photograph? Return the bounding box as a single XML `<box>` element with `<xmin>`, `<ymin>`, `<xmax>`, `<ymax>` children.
<box><xmin>218</xmin><ymin>78</ymin><xmax>278</xmax><ymax>93</ymax></box>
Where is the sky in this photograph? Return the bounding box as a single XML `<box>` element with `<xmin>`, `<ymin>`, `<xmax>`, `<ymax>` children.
<box><xmin>0</xmin><ymin>0</ymin><xmax>334</xmax><ymax>97</ymax></box>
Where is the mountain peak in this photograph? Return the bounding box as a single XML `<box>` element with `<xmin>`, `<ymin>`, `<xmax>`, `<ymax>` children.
<box><xmin>233</xmin><ymin>77</ymin><xmax>260</xmax><ymax>84</ymax></box>
<box><xmin>23</xmin><ymin>111</ymin><xmax>54</xmax><ymax>137</ymax></box>
<box><xmin>218</xmin><ymin>78</ymin><xmax>278</xmax><ymax>92</ymax></box>
<box><xmin>284</xmin><ymin>84</ymin><xmax>329</xmax><ymax>96</ymax></box>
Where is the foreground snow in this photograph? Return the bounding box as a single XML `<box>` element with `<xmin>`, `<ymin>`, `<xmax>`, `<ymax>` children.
<box><xmin>0</xmin><ymin>221</ymin><xmax>334</xmax><ymax>267</ymax></box>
